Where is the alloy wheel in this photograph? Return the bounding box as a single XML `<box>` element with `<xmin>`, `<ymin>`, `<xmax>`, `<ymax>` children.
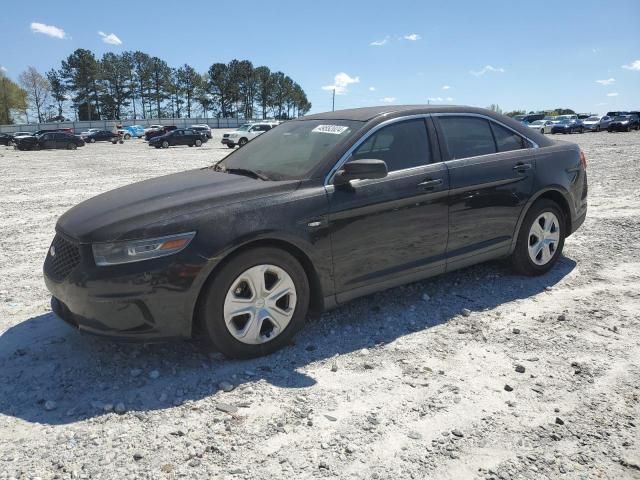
<box><xmin>528</xmin><ymin>212</ymin><xmax>560</xmax><ymax>266</ymax></box>
<box><xmin>223</xmin><ymin>264</ymin><xmax>297</xmax><ymax>345</ymax></box>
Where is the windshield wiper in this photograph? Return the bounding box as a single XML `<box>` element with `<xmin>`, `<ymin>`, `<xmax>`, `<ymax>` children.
<box><xmin>210</xmin><ymin>163</ymin><xmax>269</xmax><ymax>181</ymax></box>
<box><xmin>225</xmin><ymin>168</ymin><xmax>269</xmax><ymax>181</ymax></box>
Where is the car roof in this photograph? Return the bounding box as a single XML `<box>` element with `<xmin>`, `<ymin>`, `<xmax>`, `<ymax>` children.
<box><xmin>300</xmin><ymin>104</ymin><xmax>523</xmax><ymax>122</ymax></box>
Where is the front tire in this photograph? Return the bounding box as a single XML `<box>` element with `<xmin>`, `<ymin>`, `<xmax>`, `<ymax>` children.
<box><xmin>162</xmin><ymin>140</ymin><xmax>169</xmax><ymax>148</ymax></box>
<box><xmin>67</xmin><ymin>143</ymin><xmax>77</xmax><ymax>150</ymax></box>
<box><xmin>238</xmin><ymin>138</ymin><xmax>248</xmax><ymax>147</ymax></box>
<box><xmin>90</xmin><ymin>138</ymin><xmax>96</xmax><ymax>143</ymax></box>
<box><xmin>511</xmin><ymin>199</ymin><xmax>565</xmax><ymax>276</ymax></box>
<box><xmin>124</xmin><ymin>134</ymin><xmax>131</xmax><ymax>140</ymax></box>
<box><xmin>197</xmin><ymin>247</ymin><xmax>310</xmax><ymax>359</ymax></box>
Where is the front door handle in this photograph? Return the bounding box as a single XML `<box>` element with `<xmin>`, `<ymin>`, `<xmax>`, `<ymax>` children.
<box><xmin>513</xmin><ymin>163</ymin><xmax>532</xmax><ymax>172</ymax></box>
<box><xmin>418</xmin><ymin>178</ymin><xmax>443</xmax><ymax>190</ymax></box>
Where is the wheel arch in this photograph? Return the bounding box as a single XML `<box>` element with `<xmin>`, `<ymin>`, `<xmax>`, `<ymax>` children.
<box><xmin>190</xmin><ymin>237</ymin><xmax>324</xmax><ymax>338</ymax></box>
<box><xmin>509</xmin><ymin>187</ymin><xmax>573</xmax><ymax>254</ymax></box>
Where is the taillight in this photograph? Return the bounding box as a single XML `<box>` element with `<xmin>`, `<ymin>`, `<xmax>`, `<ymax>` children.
<box><xmin>579</xmin><ymin>150</ymin><xmax>587</xmax><ymax>169</ymax></box>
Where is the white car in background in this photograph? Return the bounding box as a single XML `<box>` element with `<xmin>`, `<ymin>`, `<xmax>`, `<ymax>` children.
<box><xmin>526</xmin><ymin>119</ymin><xmax>554</xmax><ymax>134</ymax></box>
<box><xmin>221</xmin><ymin>121</ymin><xmax>280</xmax><ymax>148</ymax></box>
<box><xmin>144</xmin><ymin>124</ymin><xmax>164</xmax><ymax>134</ymax></box>
<box><xmin>80</xmin><ymin>128</ymin><xmax>101</xmax><ymax>137</ymax></box>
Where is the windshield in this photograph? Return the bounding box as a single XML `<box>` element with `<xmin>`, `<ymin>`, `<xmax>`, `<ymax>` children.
<box><xmin>530</xmin><ymin>120</ymin><xmax>544</xmax><ymax>125</ymax></box>
<box><xmin>614</xmin><ymin>116</ymin><xmax>629</xmax><ymax>121</ymax></box>
<box><xmin>585</xmin><ymin>116</ymin><xmax>599</xmax><ymax>121</ymax></box>
<box><xmin>236</xmin><ymin>124</ymin><xmax>252</xmax><ymax>132</ymax></box>
<box><xmin>217</xmin><ymin>120</ymin><xmax>362</xmax><ymax>180</ymax></box>
<box><xmin>560</xmin><ymin>119</ymin><xmax>572</xmax><ymax>124</ymax></box>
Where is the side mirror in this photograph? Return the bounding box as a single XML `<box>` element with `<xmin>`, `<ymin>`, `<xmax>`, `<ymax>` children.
<box><xmin>333</xmin><ymin>159</ymin><xmax>388</xmax><ymax>185</ymax></box>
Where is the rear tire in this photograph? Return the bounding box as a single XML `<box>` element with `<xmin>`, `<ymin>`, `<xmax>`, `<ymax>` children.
<box><xmin>124</xmin><ymin>134</ymin><xmax>131</xmax><ymax>140</ymax></box>
<box><xmin>227</xmin><ymin>144</ymin><xmax>235</xmax><ymax>149</ymax></box>
<box><xmin>67</xmin><ymin>143</ymin><xmax>77</xmax><ymax>150</ymax></box>
<box><xmin>196</xmin><ymin>247</ymin><xmax>310</xmax><ymax>359</ymax></box>
<box><xmin>195</xmin><ymin>139</ymin><xmax>202</xmax><ymax>147</ymax></box>
<box><xmin>511</xmin><ymin>199</ymin><xmax>565</xmax><ymax>276</ymax></box>
<box><xmin>90</xmin><ymin>138</ymin><xmax>96</xmax><ymax>143</ymax></box>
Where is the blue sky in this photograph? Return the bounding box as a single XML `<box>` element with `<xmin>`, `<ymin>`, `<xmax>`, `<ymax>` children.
<box><xmin>1</xmin><ymin>0</ymin><xmax>638</xmax><ymax>115</ymax></box>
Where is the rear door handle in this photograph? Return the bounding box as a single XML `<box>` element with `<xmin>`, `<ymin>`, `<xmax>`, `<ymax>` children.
<box><xmin>418</xmin><ymin>178</ymin><xmax>443</xmax><ymax>190</ymax></box>
<box><xmin>513</xmin><ymin>163</ymin><xmax>532</xmax><ymax>172</ymax></box>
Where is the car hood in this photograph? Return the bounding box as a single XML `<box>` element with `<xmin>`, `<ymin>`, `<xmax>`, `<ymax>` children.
<box><xmin>57</xmin><ymin>168</ymin><xmax>300</xmax><ymax>243</ymax></box>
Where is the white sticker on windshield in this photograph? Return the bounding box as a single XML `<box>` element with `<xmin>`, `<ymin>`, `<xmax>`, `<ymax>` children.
<box><xmin>312</xmin><ymin>125</ymin><xmax>349</xmax><ymax>135</ymax></box>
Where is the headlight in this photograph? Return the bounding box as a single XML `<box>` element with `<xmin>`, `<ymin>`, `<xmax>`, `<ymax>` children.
<box><xmin>92</xmin><ymin>232</ymin><xmax>196</xmax><ymax>266</ymax></box>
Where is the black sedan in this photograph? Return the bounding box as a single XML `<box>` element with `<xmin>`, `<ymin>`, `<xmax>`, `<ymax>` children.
<box><xmin>148</xmin><ymin>128</ymin><xmax>205</xmax><ymax>148</ymax></box>
<box><xmin>145</xmin><ymin>125</ymin><xmax>177</xmax><ymax>141</ymax></box>
<box><xmin>44</xmin><ymin>105</ymin><xmax>588</xmax><ymax>358</ymax></box>
<box><xmin>83</xmin><ymin>130</ymin><xmax>119</xmax><ymax>143</ymax></box>
<box><xmin>607</xmin><ymin>114</ymin><xmax>640</xmax><ymax>132</ymax></box>
<box><xmin>550</xmin><ymin>119</ymin><xmax>584</xmax><ymax>134</ymax></box>
<box><xmin>15</xmin><ymin>132</ymin><xmax>85</xmax><ymax>150</ymax></box>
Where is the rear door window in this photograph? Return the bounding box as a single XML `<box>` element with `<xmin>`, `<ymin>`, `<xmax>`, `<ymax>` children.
<box><xmin>351</xmin><ymin>119</ymin><xmax>431</xmax><ymax>172</ymax></box>
<box><xmin>438</xmin><ymin>116</ymin><xmax>496</xmax><ymax>160</ymax></box>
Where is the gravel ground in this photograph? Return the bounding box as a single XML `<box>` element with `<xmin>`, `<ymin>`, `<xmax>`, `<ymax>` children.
<box><xmin>0</xmin><ymin>130</ymin><xmax>639</xmax><ymax>480</ymax></box>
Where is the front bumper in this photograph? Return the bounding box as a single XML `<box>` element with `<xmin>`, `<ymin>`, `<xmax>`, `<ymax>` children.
<box><xmin>551</xmin><ymin>126</ymin><xmax>570</xmax><ymax>134</ymax></box>
<box><xmin>608</xmin><ymin>124</ymin><xmax>630</xmax><ymax>131</ymax></box>
<box><xmin>221</xmin><ymin>137</ymin><xmax>235</xmax><ymax>145</ymax></box>
<box><xmin>43</xmin><ymin>233</ymin><xmax>209</xmax><ymax>341</ymax></box>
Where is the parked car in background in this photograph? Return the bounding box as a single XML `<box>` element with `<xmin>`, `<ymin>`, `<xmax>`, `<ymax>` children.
<box><xmin>145</xmin><ymin>125</ymin><xmax>177</xmax><ymax>141</ymax></box>
<box><xmin>221</xmin><ymin>122</ymin><xmax>280</xmax><ymax>148</ymax></box>
<box><xmin>144</xmin><ymin>124</ymin><xmax>164</xmax><ymax>134</ymax></box>
<box><xmin>148</xmin><ymin>128</ymin><xmax>205</xmax><ymax>148</ymax></box>
<box><xmin>607</xmin><ymin>114</ymin><xmax>640</xmax><ymax>132</ymax></box>
<box><xmin>43</xmin><ymin>105</ymin><xmax>588</xmax><ymax>358</ymax></box>
<box><xmin>550</xmin><ymin>118</ymin><xmax>584</xmax><ymax>134</ymax></box>
<box><xmin>191</xmin><ymin>124</ymin><xmax>212</xmax><ymax>139</ymax></box>
<box><xmin>15</xmin><ymin>132</ymin><xmax>85</xmax><ymax>150</ymax></box>
<box><xmin>513</xmin><ymin>114</ymin><xmax>545</xmax><ymax>124</ymax></box>
<box><xmin>83</xmin><ymin>130</ymin><xmax>119</xmax><ymax>143</ymax></box>
<box><xmin>119</xmin><ymin>125</ymin><xmax>145</xmax><ymax>139</ymax></box>
<box><xmin>33</xmin><ymin>128</ymin><xmax>74</xmax><ymax>136</ymax></box>
<box><xmin>526</xmin><ymin>119</ymin><xmax>554</xmax><ymax>134</ymax></box>
<box><xmin>606</xmin><ymin>111</ymin><xmax>629</xmax><ymax>118</ymax></box>
<box><xmin>582</xmin><ymin>115</ymin><xmax>610</xmax><ymax>132</ymax></box>
<box><xmin>81</xmin><ymin>128</ymin><xmax>101</xmax><ymax>137</ymax></box>
<box><xmin>0</xmin><ymin>133</ymin><xmax>14</xmax><ymax>146</ymax></box>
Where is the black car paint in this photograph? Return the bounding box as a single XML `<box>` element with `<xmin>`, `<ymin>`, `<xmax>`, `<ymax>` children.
<box><xmin>16</xmin><ymin>132</ymin><xmax>85</xmax><ymax>150</ymax></box>
<box><xmin>85</xmin><ymin>131</ymin><xmax>118</xmax><ymax>142</ymax></box>
<box><xmin>44</xmin><ymin>105</ymin><xmax>588</xmax><ymax>341</ymax></box>
<box><xmin>607</xmin><ymin>115</ymin><xmax>640</xmax><ymax>132</ymax></box>
<box><xmin>148</xmin><ymin>129</ymin><xmax>205</xmax><ymax>147</ymax></box>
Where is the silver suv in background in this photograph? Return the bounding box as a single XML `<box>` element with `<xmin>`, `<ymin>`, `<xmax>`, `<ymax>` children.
<box><xmin>582</xmin><ymin>115</ymin><xmax>612</xmax><ymax>132</ymax></box>
<box><xmin>221</xmin><ymin>122</ymin><xmax>280</xmax><ymax>148</ymax></box>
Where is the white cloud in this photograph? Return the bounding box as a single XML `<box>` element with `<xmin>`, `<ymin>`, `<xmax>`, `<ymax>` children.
<box><xmin>369</xmin><ymin>86</ymin><xmax>376</xmax><ymax>91</ymax></box>
<box><xmin>606</xmin><ymin>92</ymin><xmax>619</xmax><ymax>97</ymax></box>
<box><xmin>470</xmin><ymin>65</ymin><xmax>505</xmax><ymax>76</ymax></box>
<box><xmin>380</xmin><ymin>97</ymin><xmax>396</xmax><ymax>103</ymax></box>
<box><xmin>322</xmin><ymin>72</ymin><xmax>360</xmax><ymax>95</ymax></box>
<box><xmin>595</xmin><ymin>78</ymin><xmax>615</xmax><ymax>86</ymax></box>
<box><xmin>592</xmin><ymin>48</ymin><xmax>601</xmax><ymax>54</ymax></box>
<box><xmin>0</xmin><ymin>66</ymin><xmax>7</xmax><ymax>73</ymax></box>
<box><xmin>30</xmin><ymin>22</ymin><xmax>67</xmax><ymax>39</ymax></box>
<box><xmin>622</xmin><ymin>60</ymin><xmax>640</xmax><ymax>71</ymax></box>
<box><xmin>442</xmin><ymin>85</ymin><xmax>451</xmax><ymax>90</ymax></box>
<box><xmin>370</xmin><ymin>36</ymin><xmax>389</xmax><ymax>46</ymax></box>
<box><xmin>403</xmin><ymin>33</ymin><xmax>421</xmax><ymax>41</ymax></box>
<box><xmin>98</xmin><ymin>31</ymin><xmax>122</xmax><ymax>45</ymax></box>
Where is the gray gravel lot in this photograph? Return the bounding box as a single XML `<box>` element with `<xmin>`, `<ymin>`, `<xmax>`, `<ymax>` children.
<box><xmin>0</xmin><ymin>130</ymin><xmax>639</xmax><ymax>479</ymax></box>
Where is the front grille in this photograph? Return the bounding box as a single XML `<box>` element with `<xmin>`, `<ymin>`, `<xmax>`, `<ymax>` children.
<box><xmin>45</xmin><ymin>235</ymin><xmax>81</xmax><ymax>281</ymax></box>
<box><xmin>223</xmin><ymin>134</ymin><xmax>229</xmax><ymax>138</ymax></box>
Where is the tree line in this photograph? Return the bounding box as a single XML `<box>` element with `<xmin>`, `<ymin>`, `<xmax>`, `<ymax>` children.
<box><xmin>1</xmin><ymin>49</ymin><xmax>311</xmax><ymax>124</ymax></box>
